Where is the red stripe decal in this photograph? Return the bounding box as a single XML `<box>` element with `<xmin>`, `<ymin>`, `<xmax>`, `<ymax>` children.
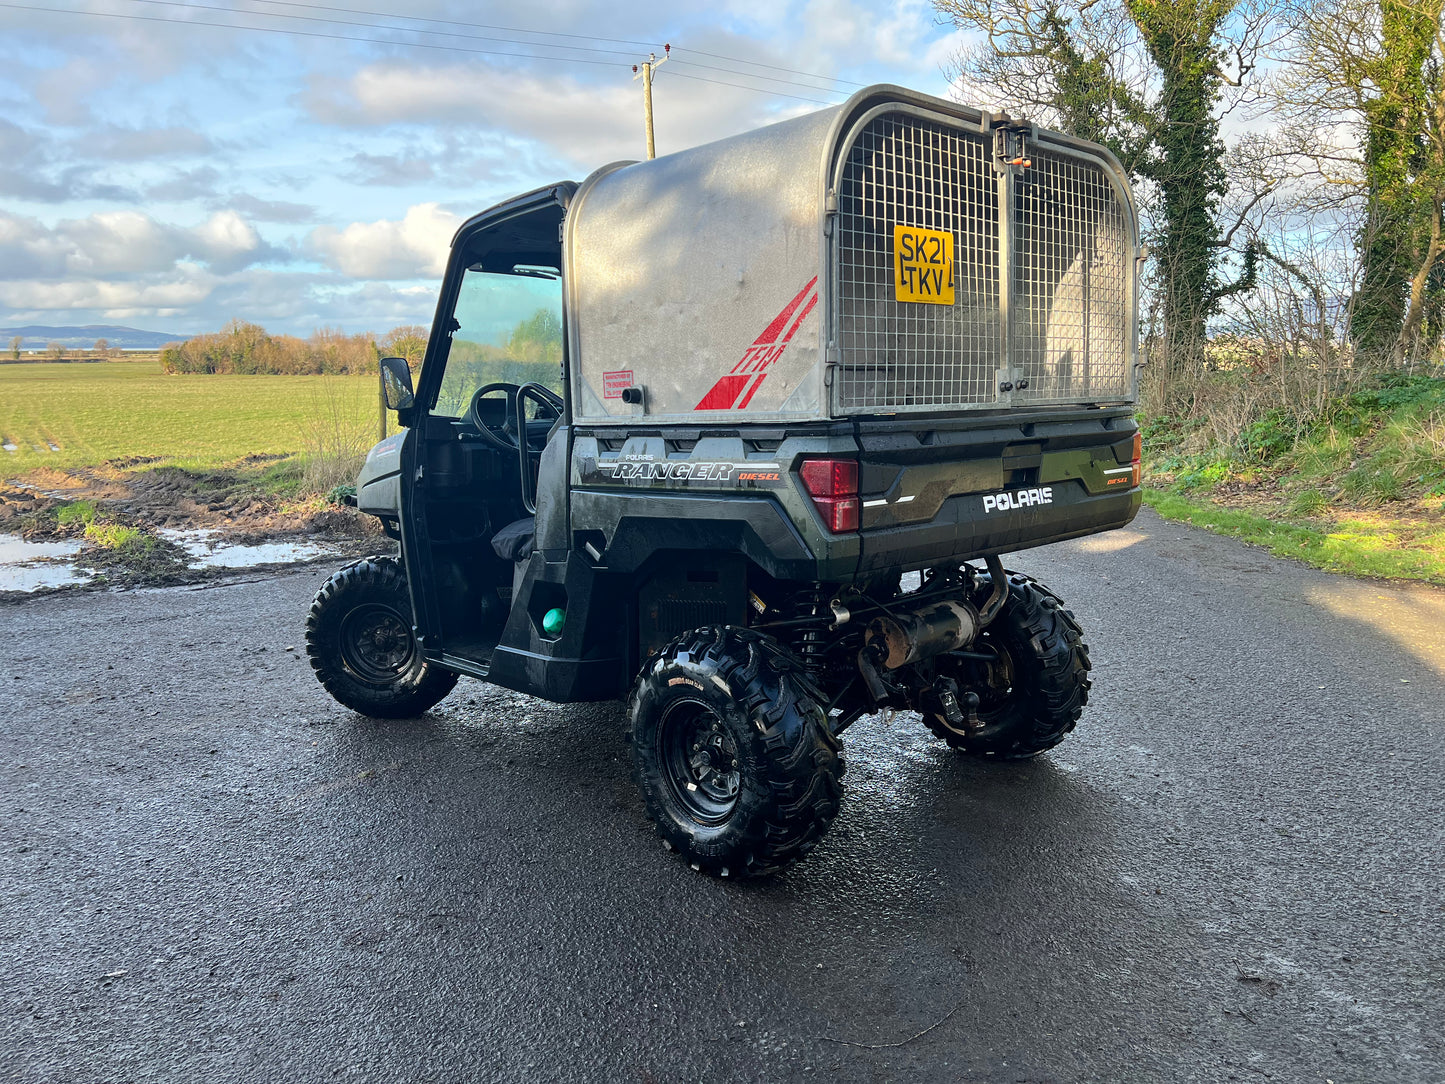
<box><xmin>694</xmin><ymin>278</ymin><xmax>819</xmax><ymax>411</ymax></box>
<box><xmin>735</xmin><ymin>373</ymin><xmax>768</xmax><ymax>410</ymax></box>
<box><xmin>694</xmin><ymin>373</ymin><xmax>753</xmax><ymax>411</ymax></box>
<box><xmin>756</xmin><ymin>276</ymin><xmax>818</xmax><ymax>344</ymax></box>
<box><xmin>783</xmin><ymin>293</ymin><xmax>818</xmax><ymax>343</ymax></box>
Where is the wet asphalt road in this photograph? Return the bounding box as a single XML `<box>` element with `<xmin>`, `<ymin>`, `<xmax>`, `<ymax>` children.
<box><xmin>2</xmin><ymin>506</ymin><xmax>1442</xmax><ymax>1084</ymax></box>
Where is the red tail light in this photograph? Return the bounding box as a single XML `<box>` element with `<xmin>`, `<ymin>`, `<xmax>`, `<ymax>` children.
<box><xmin>1131</xmin><ymin>431</ymin><xmax>1143</xmax><ymax>487</ymax></box>
<box><xmin>800</xmin><ymin>458</ymin><xmax>860</xmax><ymax>532</ymax></box>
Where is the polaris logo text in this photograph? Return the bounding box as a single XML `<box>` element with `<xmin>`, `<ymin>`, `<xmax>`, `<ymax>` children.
<box><xmin>982</xmin><ymin>487</ymin><xmax>1054</xmax><ymax>513</ymax></box>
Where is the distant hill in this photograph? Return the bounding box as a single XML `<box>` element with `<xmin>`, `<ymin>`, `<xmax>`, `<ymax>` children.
<box><xmin>0</xmin><ymin>325</ymin><xmax>183</xmax><ymax>351</ymax></box>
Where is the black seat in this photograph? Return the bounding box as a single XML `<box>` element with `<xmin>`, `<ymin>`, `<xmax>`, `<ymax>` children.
<box><xmin>491</xmin><ymin>517</ymin><xmax>535</xmax><ymax>562</ymax></box>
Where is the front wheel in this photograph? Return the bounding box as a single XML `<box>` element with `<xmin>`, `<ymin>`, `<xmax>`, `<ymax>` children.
<box><xmin>629</xmin><ymin>626</ymin><xmax>844</xmax><ymax>877</ymax></box>
<box><xmin>305</xmin><ymin>556</ymin><xmax>458</xmax><ymax>718</ymax></box>
<box><xmin>922</xmin><ymin>572</ymin><xmax>1091</xmax><ymax>759</ymax></box>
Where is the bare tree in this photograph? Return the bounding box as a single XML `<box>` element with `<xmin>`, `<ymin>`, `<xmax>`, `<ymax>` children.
<box><xmin>1268</xmin><ymin>0</ymin><xmax>1445</xmax><ymax>364</ymax></box>
<box><xmin>381</xmin><ymin>325</ymin><xmax>429</xmax><ymax>372</ymax></box>
<box><xmin>935</xmin><ymin>0</ymin><xmax>1280</xmax><ymax>399</ymax></box>
<box><xmin>9</xmin><ymin>335</ymin><xmax>20</xmax><ymax>360</ymax></box>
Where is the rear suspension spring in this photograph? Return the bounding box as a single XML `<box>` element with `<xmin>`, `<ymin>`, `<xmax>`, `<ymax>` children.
<box><xmin>786</xmin><ymin>584</ymin><xmax>830</xmax><ymax>677</ymax></box>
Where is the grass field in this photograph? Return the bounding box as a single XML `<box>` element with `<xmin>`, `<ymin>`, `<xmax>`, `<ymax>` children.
<box><xmin>0</xmin><ymin>360</ymin><xmax>381</xmax><ymax>473</ymax></box>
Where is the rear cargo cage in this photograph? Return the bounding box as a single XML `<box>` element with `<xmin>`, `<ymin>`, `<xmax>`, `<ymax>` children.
<box><xmin>565</xmin><ymin>85</ymin><xmax>1140</xmax><ymax>424</ymax></box>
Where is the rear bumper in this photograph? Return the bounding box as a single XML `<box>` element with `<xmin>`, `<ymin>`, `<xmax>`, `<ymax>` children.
<box><xmin>857</xmin><ymin>481</ymin><xmax>1140</xmax><ymax>573</ymax></box>
<box><xmin>848</xmin><ymin>406</ymin><xmax>1141</xmax><ymax>573</ymax></box>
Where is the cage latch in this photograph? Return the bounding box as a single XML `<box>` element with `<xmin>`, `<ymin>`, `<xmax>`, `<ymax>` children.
<box><xmin>994</xmin><ymin>124</ymin><xmax>1032</xmax><ymax>169</ymax></box>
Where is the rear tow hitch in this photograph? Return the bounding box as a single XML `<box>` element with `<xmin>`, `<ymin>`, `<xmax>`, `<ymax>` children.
<box><xmin>925</xmin><ymin>676</ymin><xmax>982</xmax><ymax>732</ymax></box>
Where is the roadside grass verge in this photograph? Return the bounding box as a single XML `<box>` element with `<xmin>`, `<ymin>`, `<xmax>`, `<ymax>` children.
<box><xmin>1143</xmin><ymin>491</ymin><xmax>1445</xmax><ymax>584</ymax></box>
<box><xmin>1144</xmin><ymin>369</ymin><xmax>1445</xmax><ymax>584</ymax></box>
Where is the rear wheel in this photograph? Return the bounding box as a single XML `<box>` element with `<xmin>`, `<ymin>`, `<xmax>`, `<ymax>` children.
<box><xmin>629</xmin><ymin>626</ymin><xmax>844</xmax><ymax>877</ymax></box>
<box><xmin>305</xmin><ymin>556</ymin><xmax>458</xmax><ymax>718</ymax></box>
<box><xmin>922</xmin><ymin>572</ymin><xmax>1090</xmax><ymax>759</ymax></box>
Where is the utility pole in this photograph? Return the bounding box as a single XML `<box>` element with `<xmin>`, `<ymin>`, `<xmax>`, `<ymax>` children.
<box><xmin>632</xmin><ymin>44</ymin><xmax>670</xmax><ymax>160</ymax></box>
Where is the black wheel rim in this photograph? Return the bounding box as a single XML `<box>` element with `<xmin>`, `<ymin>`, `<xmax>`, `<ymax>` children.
<box><xmin>971</xmin><ymin>636</ymin><xmax>1016</xmax><ymax>716</ymax></box>
<box><xmin>657</xmin><ymin>698</ymin><xmax>741</xmax><ymax>825</ymax></box>
<box><xmin>338</xmin><ymin>603</ymin><xmax>416</xmax><ymax>684</ymax></box>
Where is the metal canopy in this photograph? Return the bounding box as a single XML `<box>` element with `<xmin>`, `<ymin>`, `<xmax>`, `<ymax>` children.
<box><xmin>562</xmin><ymin>85</ymin><xmax>1139</xmax><ymax>425</ymax></box>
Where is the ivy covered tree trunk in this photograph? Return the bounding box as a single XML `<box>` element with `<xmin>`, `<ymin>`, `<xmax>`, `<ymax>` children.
<box><xmin>935</xmin><ymin>0</ymin><xmax>1266</xmax><ymax>397</ymax></box>
<box><xmin>1126</xmin><ymin>0</ymin><xmax>1233</xmax><ymax>384</ymax></box>
<box><xmin>1351</xmin><ymin>0</ymin><xmax>1443</xmax><ymax>364</ymax></box>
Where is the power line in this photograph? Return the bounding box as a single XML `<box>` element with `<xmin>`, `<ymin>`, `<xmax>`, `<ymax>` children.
<box><xmin>229</xmin><ymin>0</ymin><xmax>856</xmax><ymax>96</ymax></box>
<box><xmin>0</xmin><ymin>1</ymin><xmax>629</xmax><ymax>64</ymax></box>
<box><xmin>676</xmin><ymin>47</ymin><xmax>868</xmax><ymax>90</ymax></box>
<box><xmin>178</xmin><ymin>0</ymin><xmax>862</xmax><ymax>94</ymax></box>
<box><xmin>121</xmin><ymin>0</ymin><xmax>647</xmax><ymax>62</ymax></box>
<box><xmin>4</xmin><ymin>0</ymin><xmax>852</xmax><ymax>105</ymax></box>
<box><xmin>240</xmin><ymin>0</ymin><xmax>660</xmax><ymax>50</ymax></box>
<box><xmin>667</xmin><ymin>55</ymin><xmax>853</xmax><ymax>94</ymax></box>
<box><xmin>233</xmin><ymin>0</ymin><xmax>864</xmax><ymax>92</ymax></box>
<box><xmin>663</xmin><ymin>69</ymin><xmax>839</xmax><ymax>107</ymax></box>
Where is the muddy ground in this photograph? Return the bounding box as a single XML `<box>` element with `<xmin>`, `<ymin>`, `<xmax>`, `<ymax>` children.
<box><xmin>0</xmin><ymin>458</ymin><xmax>378</xmax><ymax>597</ymax></box>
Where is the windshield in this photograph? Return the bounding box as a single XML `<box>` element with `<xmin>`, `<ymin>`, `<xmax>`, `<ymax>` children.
<box><xmin>432</xmin><ymin>268</ymin><xmax>564</xmax><ymax>418</ymax></box>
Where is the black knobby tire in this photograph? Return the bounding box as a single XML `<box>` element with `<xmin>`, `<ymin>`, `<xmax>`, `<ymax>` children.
<box><xmin>923</xmin><ymin>572</ymin><xmax>1091</xmax><ymax>759</ymax></box>
<box><xmin>628</xmin><ymin>626</ymin><xmax>844</xmax><ymax>877</ymax></box>
<box><xmin>305</xmin><ymin>556</ymin><xmax>458</xmax><ymax>718</ymax></box>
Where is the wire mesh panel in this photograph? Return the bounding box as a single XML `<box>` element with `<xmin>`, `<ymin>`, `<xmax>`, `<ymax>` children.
<box><xmin>834</xmin><ymin>112</ymin><xmax>1133</xmax><ymax>413</ymax></box>
<box><xmin>1011</xmin><ymin>149</ymin><xmax>1132</xmax><ymax>404</ymax></box>
<box><xmin>835</xmin><ymin>114</ymin><xmax>999</xmax><ymax>411</ymax></box>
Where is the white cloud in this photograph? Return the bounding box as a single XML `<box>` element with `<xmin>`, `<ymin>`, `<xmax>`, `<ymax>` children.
<box><xmin>0</xmin><ymin>2</ymin><xmax>972</xmax><ymax>334</ymax></box>
<box><xmin>0</xmin><ymin>209</ymin><xmax>276</xmax><ymax>280</ymax></box>
<box><xmin>0</xmin><ymin>270</ymin><xmax>216</xmax><ymax>313</ymax></box>
<box><xmin>30</xmin><ymin>58</ymin><xmax>110</xmax><ymax>126</ymax></box>
<box><xmin>224</xmin><ymin>194</ymin><xmax>317</xmax><ymax>224</ymax></box>
<box><xmin>191</xmin><ymin>210</ymin><xmax>269</xmax><ymax>272</ymax></box>
<box><xmin>801</xmin><ymin>0</ymin><xmax>965</xmax><ymax>81</ymax></box>
<box><xmin>303</xmin><ymin>60</ymin><xmax>795</xmax><ymax>168</ymax></box>
<box><xmin>306</xmin><ymin>202</ymin><xmax>459</xmax><ymax>279</ymax></box>
<box><xmin>347</xmin><ymin>151</ymin><xmax>436</xmax><ymax>187</ymax></box>
<box><xmin>82</xmin><ymin>124</ymin><xmax>215</xmax><ymax>161</ymax></box>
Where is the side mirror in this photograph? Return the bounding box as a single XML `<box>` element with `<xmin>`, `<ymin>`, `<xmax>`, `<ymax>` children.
<box><xmin>379</xmin><ymin>356</ymin><xmax>415</xmax><ymax>411</ymax></box>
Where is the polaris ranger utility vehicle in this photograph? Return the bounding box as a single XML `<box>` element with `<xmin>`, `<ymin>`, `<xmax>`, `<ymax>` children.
<box><xmin>306</xmin><ymin>85</ymin><xmax>1143</xmax><ymax>877</ymax></box>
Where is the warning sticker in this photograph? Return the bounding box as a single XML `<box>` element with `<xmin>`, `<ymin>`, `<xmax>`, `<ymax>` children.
<box><xmin>602</xmin><ymin>370</ymin><xmax>634</xmax><ymax>399</ymax></box>
<box><xmin>894</xmin><ymin>225</ymin><xmax>955</xmax><ymax>305</ymax></box>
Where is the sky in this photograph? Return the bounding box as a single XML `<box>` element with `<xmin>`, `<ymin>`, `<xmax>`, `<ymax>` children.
<box><xmin>0</xmin><ymin>0</ymin><xmax>968</xmax><ymax>336</ymax></box>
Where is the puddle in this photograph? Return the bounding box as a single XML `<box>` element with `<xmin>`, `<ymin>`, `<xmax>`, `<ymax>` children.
<box><xmin>159</xmin><ymin>528</ymin><xmax>334</xmax><ymax>569</ymax></box>
<box><xmin>2</xmin><ymin>527</ymin><xmax>341</xmax><ymax>593</ymax></box>
<box><xmin>0</xmin><ymin>536</ymin><xmax>92</xmax><ymax>592</ymax></box>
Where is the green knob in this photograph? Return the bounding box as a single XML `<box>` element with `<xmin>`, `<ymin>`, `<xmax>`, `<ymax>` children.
<box><xmin>542</xmin><ymin>607</ymin><xmax>566</xmax><ymax>636</ymax></box>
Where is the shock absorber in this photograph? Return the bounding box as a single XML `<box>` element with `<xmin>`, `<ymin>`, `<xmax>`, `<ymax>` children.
<box><xmin>786</xmin><ymin>584</ymin><xmax>830</xmax><ymax>678</ymax></box>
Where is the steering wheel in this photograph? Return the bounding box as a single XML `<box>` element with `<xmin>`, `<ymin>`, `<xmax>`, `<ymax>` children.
<box><xmin>513</xmin><ymin>382</ymin><xmax>564</xmax><ymax>514</ymax></box>
<box><xmin>466</xmin><ymin>382</ymin><xmax>523</xmax><ymax>451</ymax></box>
<box><xmin>526</xmin><ymin>382</ymin><xmax>564</xmax><ymax>415</ymax></box>
<box><xmin>466</xmin><ymin>382</ymin><xmax>564</xmax><ymax>451</ymax></box>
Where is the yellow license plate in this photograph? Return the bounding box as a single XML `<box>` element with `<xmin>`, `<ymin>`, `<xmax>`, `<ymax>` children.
<box><xmin>893</xmin><ymin>225</ymin><xmax>955</xmax><ymax>305</ymax></box>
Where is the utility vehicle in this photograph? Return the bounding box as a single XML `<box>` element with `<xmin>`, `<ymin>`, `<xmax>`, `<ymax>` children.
<box><xmin>306</xmin><ymin>85</ymin><xmax>1143</xmax><ymax>876</ymax></box>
